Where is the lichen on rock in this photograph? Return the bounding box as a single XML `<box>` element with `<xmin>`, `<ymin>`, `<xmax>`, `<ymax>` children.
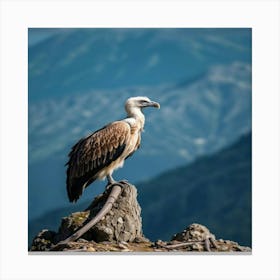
<box><xmin>172</xmin><ymin>223</ymin><xmax>215</xmax><ymax>242</ymax></box>
<box><xmin>30</xmin><ymin>183</ymin><xmax>147</xmax><ymax>251</ymax></box>
<box><xmin>30</xmin><ymin>184</ymin><xmax>251</xmax><ymax>253</ymax></box>
<box><xmin>80</xmin><ymin>183</ymin><xmax>145</xmax><ymax>242</ymax></box>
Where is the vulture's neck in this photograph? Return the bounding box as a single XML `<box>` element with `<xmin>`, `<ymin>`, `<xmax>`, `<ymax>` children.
<box><xmin>126</xmin><ymin>107</ymin><xmax>145</xmax><ymax>130</ymax></box>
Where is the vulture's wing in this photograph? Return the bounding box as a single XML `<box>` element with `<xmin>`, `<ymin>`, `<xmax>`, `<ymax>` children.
<box><xmin>66</xmin><ymin>121</ymin><xmax>131</xmax><ymax>202</ymax></box>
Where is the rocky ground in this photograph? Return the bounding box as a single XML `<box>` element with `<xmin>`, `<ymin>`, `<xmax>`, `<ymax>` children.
<box><xmin>30</xmin><ymin>223</ymin><xmax>251</xmax><ymax>252</ymax></box>
<box><xmin>29</xmin><ymin>183</ymin><xmax>251</xmax><ymax>253</ymax></box>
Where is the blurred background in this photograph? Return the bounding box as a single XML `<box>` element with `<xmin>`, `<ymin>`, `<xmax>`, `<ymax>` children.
<box><xmin>28</xmin><ymin>28</ymin><xmax>252</xmax><ymax>247</ymax></box>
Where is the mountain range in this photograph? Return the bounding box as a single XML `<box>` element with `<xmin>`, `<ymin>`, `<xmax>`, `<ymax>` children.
<box><xmin>28</xmin><ymin>28</ymin><xmax>252</xmax><ymax>224</ymax></box>
<box><xmin>29</xmin><ymin>132</ymin><xmax>252</xmax><ymax>247</ymax></box>
<box><xmin>29</xmin><ymin>28</ymin><xmax>251</xmax><ymax>101</ymax></box>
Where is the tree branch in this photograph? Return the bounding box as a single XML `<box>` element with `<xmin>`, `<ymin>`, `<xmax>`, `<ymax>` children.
<box><xmin>51</xmin><ymin>182</ymin><xmax>124</xmax><ymax>251</ymax></box>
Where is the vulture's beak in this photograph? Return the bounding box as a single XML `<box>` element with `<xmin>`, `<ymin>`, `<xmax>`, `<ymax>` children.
<box><xmin>148</xmin><ymin>101</ymin><xmax>160</xmax><ymax>109</ymax></box>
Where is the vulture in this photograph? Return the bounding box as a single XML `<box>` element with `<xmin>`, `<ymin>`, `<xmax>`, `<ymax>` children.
<box><xmin>66</xmin><ymin>96</ymin><xmax>160</xmax><ymax>202</ymax></box>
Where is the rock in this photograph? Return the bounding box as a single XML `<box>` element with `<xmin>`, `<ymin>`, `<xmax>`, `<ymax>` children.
<box><xmin>84</xmin><ymin>183</ymin><xmax>145</xmax><ymax>242</ymax></box>
<box><xmin>117</xmin><ymin>243</ymin><xmax>127</xmax><ymax>249</ymax></box>
<box><xmin>191</xmin><ymin>242</ymin><xmax>204</xmax><ymax>251</ymax></box>
<box><xmin>171</xmin><ymin>223</ymin><xmax>215</xmax><ymax>242</ymax></box>
<box><xmin>55</xmin><ymin>211</ymin><xmax>90</xmax><ymax>242</ymax></box>
<box><xmin>29</xmin><ymin>184</ymin><xmax>251</xmax><ymax>253</ymax></box>
<box><xmin>87</xmin><ymin>247</ymin><xmax>96</xmax><ymax>252</ymax></box>
<box><xmin>30</xmin><ymin>183</ymin><xmax>147</xmax><ymax>250</ymax></box>
<box><xmin>30</xmin><ymin>229</ymin><xmax>56</xmax><ymax>251</ymax></box>
<box><xmin>170</xmin><ymin>223</ymin><xmax>251</xmax><ymax>252</ymax></box>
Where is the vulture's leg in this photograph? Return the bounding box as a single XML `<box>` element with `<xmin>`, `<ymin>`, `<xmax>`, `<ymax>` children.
<box><xmin>107</xmin><ymin>174</ymin><xmax>116</xmax><ymax>185</ymax></box>
<box><xmin>106</xmin><ymin>174</ymin><xmax>128</xmax><ymax>189</ymax></box>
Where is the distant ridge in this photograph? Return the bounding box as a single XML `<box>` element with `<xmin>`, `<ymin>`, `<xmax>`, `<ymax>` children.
<box><xmin>29</xmin><ymin>133</ymin><xmax>251</xmax><ymax>247</ymax></box>
<box><xmin>138</xmin><ymin>132</ymin><xmax>252</xmax><ymax>246</ymax></box>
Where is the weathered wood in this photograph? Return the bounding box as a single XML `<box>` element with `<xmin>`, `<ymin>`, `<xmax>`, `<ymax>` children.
<box><xmin>30</xmin><ymin>187</ymin><xmax>251</xmax><ymax>253</ymax></box>
<box><xmin>30</xmin><ymin>181</ymin><xmax>147</xmax><ymax>251</ymax></box>
<box><xmin>52</xmin><ymin>183</ymin><xmax>123</xmax><ymax>250</ymax></box>
<box><xmin>158</xmin><ymin>239</ymin><xmax>215</xmax><ymax>251</ymax></box>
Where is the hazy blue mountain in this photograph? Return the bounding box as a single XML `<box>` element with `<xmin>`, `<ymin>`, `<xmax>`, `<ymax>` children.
<box><xmin>28</xmin><ymin>28</ymin><xmax>251</xmax><ymax>222</ymax></box>
<box><xmin>138</xmin><ymin>132</ymin><xmax>252</xmax><ymax>246</ymax></box>
<box><xmin>29</xmin><ymin>28</ymin><xmax>251</xmax><ymax>101</ymax></box>
<box><xmin>29</xmin><ymin>133</ymin><xmax>251</xmax><ymax>247</ymax></box>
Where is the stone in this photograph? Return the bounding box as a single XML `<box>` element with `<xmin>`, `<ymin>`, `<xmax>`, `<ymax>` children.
<box><xmin>30</xmin><ymin>229</ymin><xmax>56</xmax><ymax>251</ymax></box>
<box><xmin>30</xmin><ymin>183</ymin><xmax>147</xmax><ymax>250</ymax></box>
<box><xmin>29</xmin><ymin>184</ymin><xmax>251</xmax><ymax>253</ymax></box>
<box><xmin>83</xmin><ymin>183</ymin><xmax>145</xmax><ymax>242</ymax></box>
<box><xmin>87</xmin><ymin>247</ymin><xmax>96</xmax><ymax>252</ymax></box>
<box><xmin>171</xmin><ymin>223</ymin><xmax>215</xmax><ymax>242</ymax></box>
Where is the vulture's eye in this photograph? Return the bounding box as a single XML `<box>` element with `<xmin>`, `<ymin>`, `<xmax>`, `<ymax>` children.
<box><xmin>140</xmin><ymin>100</ymin><xmax>149</xmax><ymax>105</ymax></box>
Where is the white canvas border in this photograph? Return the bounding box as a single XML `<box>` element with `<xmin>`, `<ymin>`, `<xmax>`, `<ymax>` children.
<box><xmin>0</xmin><ymin>0</ymin><xmax>279</xmax><ymax>280</ymax></box>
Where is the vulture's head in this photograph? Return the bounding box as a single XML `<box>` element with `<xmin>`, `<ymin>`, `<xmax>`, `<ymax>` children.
<box><xmin>125</xmin><ymin>96</ymin><xmax>160</xmax><ymax>113</ymax></box>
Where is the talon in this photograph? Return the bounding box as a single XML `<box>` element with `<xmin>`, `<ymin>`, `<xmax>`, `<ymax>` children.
<box><xmin>106</xmin><ymin>180</ymin><xmax>128</xmax><ymax>191</ymax></box>
<box><xmin>105</xmin><ymin>183</ymin><xmax>113</xmax><ymax>191</ymax></box>
<box><xmin>119</xmin><ymin>179</ymin><xmax>129</xmax><ymax>185</ymax></box>
<box><xmin>110</xmin><ymin>181</ymin><xmax>127</xmax><ymax>188</ymax></box>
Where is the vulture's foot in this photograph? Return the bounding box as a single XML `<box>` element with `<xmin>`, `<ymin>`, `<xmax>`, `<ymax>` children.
<box><xmin>106</xmin><ymin>180</ymin><xmax>128</xmax><ymax>191</ymax></box>
<box><xmin>118</xmin><ymin>179</ymin><xmax>129</xmax><ymax>185</ymax></box>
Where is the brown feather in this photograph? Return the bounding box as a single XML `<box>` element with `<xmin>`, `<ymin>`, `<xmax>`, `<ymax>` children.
<box><xmin>66</xmin><ymin>121</ymin><xmax>131</xmax><ymax>202</ymax></box>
